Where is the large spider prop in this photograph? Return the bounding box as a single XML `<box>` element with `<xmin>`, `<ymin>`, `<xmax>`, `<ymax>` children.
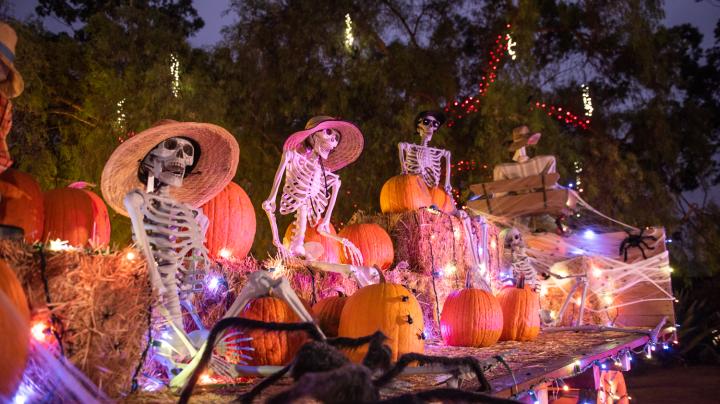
<box><xmin>179</xmin><ymin>318</ymin><xmax>518</xmax><ymax>404</ymax></box>
<box><xmin>618</xmin><ymin>228</ymin><xmax>658</xmax><ymax>262</ymax></box>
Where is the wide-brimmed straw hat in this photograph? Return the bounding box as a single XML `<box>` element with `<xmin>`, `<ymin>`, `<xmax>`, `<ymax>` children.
<box><xmin>0</xmin><ymin>23</ymin><xmax>23</xmax><ymax>98</ymax></box>
<box><xmin>101</xmin><ymin>120</ymin><xmax>239</xmax><ymax>217</ymax></box>
<box><xmin>507</xmin><ymin>125</ymin><xmax>541</xmax><ymax>152</ymax></box>
<box><xmin>283</xmin><ymin>116</ymin><xmax>363</xmax><ymax>172</ymax></box>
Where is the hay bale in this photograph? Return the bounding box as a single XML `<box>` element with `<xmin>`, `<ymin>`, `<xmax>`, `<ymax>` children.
<box><xmin>0</xmin><ymin>240</ymin><xmax>151</xmax><ymax>398</ymax></box>
<box><xmin>348</xmin><ymin>210</ymin><xmax>503</xmax><ymax>338</ymax></box>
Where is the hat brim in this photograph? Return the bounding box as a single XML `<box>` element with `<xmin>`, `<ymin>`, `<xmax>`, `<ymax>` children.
<box><xmin>508</xmin><ymin>132</ymin><xmax>541</xmax><ymax>151</ymax></box>
<box><xmin>101</xmin><ymin>122</ymin><xmax>239</xmax><ymax>217</ymax></box>
<box><xmin>0</xmin><ymin>54</ymin><xmax>23</xmax><ymax>99</ymax></box>
<box><xmin>283</xmin><ymin>120</ymin><xmax>363</xmax><ymax>171</ymax></box>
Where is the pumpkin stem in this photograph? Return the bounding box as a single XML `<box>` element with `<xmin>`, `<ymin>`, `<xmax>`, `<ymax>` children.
<box><xmin>517</xmin><ymin>274</ymin><xmax>526</xmax><ymax>289</ymax></box>
<box><xmin>337</xmin><ymin>290</ymin><xmax>345</xmax><ymax>298</ymax></box>
<box><xmin>377</xmin><ymin>266</ymin><xmax>386</xmax><ymax>283</ymax></box>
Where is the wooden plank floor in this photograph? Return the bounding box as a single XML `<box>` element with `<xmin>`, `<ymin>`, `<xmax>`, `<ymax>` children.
<box><xmin>125</xmin><ymin>329</ymin><xmax>651</xmax><ymax>403</ymax></box>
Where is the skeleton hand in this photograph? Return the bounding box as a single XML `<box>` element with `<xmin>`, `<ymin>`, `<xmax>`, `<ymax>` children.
<box><xmin>262</xmin><ymin>199</ymin><xmax>276</xmax><ymax>213</ymax></box>
<box><xmin>316</xmin><ymin>221</ymin><xmax>331</xmax><ymax>234</ymax></box>
<box><xmin>273</xmin><ymin>239</ymin><xmax>293</xmax><ymax>261</ymax></box>
<box><xmin>340</xmin><ymin>238</ymin><xmax>363</xmax><ymax>266</ymax></box>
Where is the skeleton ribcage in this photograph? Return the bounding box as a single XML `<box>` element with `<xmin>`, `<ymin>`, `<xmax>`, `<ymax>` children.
<box><xmin>510</xmin><ymin>249</ymin><xmax>538</xmax><ymax>290</ymax></box>
<box><xmin>402</xmin><ymin>143</ymin><xmax>445</xmax><ymax>188</ymax></box>
<box><xmin>280</xmin><ymin>152</ymin><xmax>337</xmax><ymax>227</ymax></box>
<box><xmin>139</xmin><ymin>195</ymin><xmax>210</xmax><ymax>324</ymax></box>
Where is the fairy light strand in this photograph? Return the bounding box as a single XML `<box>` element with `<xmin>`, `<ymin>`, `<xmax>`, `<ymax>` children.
<box><xmin>170</xmin><ymin>53</ymin><xmax>180</xmax><ymax>98</ymax></box>
<box><xmin>344</xmin><ymin>13</ymin><xmax>355</xmax><ymax>51</ymax></box>
<box><xmin>581</xmin><ymin>84</ymin><xmax>593</xmax><ymax>117</ymax></box>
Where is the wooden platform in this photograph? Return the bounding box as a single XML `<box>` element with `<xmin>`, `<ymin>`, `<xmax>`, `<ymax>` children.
<box><xmin>125</xmin><ymin>329</ymin><xmax>652</xmax><ymax>403</ymax></box>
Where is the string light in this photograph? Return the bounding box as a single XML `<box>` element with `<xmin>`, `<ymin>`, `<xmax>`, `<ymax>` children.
<box><xmin>573</xmin><ymin>161</ymin><xmax>584</xmax><ymax>193</ymax></box>
<box><xmin>581</xmin><ymin>84</ymin><xmax>593</xmax><ymax>117</ymax></box>
<box><xmin>344</xmin><ymin>13</ymin><xmax>355</xmax><ymax>51</ymax></box>
<box><xmin>506</xmin><ymin>33</ymin><xmax>517</xmax><ymax>60</ymax></box>
<box><xmin>218</xmin><ymin>248</ymin><xmax>233</xmax><ymax>259</ymax></box>
<box><xmin>114</xmin><ymin>98</ymin><xmax>126</xmax><ymax>133</ymax></box>
<box><xmin>169</xmin><ymin>53</ymin><xmax>180</xmax><ymax>98</ymax></box>
<box><xmin>445</xmin><ymin>25</ymin><xmax>513</xmax><ymax>127</ymax></box>
<box><xmin>530</xmin><ymin>101</ymin><xmax>590</xmax><ymax>130</ymax></box>
<box><xmin>125</xmin><ymin>251</ymin><xmax>136</xmax><ymax>261</ymax></box>
<box><xmin>31</xmin><ymin>320</ymin><xmax>50</xmax><ymax>342</ymax></box>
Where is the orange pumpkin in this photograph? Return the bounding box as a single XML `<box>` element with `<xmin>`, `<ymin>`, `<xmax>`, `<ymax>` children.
<box><xmin>43</xmin><ymin>188</ymin><xmax>111</xmax><ymax>247</ymax></box>
<box><xmin>0</xmin><ymin>262</ymin><xmax>30</xmax><ymax>397</ymax></box>
<box><xmin>312</xmin><ymin>292</ymin><xmax>347</xmax><ymax>337</ymax></box>
<box><xmin>338</xmin><ymin>223</ymin><xmax>394</xmax><ymax>270</ymax></box>
<box><xmin>0</xmin><ymin>291</ymin><xmax>29</xmax><ymax>397</ymax></box>
<box><xmin>428</xmin><ymin>186</ymin><xmax>456</xmax><ymax>213</ymax></box>
<box><xmin>338</xmin><ymin>275</ymin><xmax>424</xmax><ymax>362</ymax></box>
<box><xmin>239</xmin><ymin>296</ymin><xmax>308</xmax><ymax>365</ymax></box>
<box><xmin>0</xmin><ymin>260</ymin><xmax>30</xmax><ymax>322</ymax></box>
<box><xmin>283</xmin><ymin>222</ymin><xmax>341</xmax><ymax>263</ymax></box>
<box><xmin>440</xmin><ymin>288</ymin><xmax>503</xmax><ymax>347</ymax></box>
<box><xmin>380</xmin><ymin>174</ymin><xmax>432</xmax><ymax>213</ymax></box>
<box><xmin>0</xmin><ymin>169</ymin><xmax>44</xmax><ymax>242</ymax></box>
<box><xmin>496</xmin><ymin>277</ymin><xmax>541</xmax><ymax>341</ymax></box>
<box><xmin>201</xmin><ymin>182</ymin><xmax>256</xmax><ymax>259</ymax></box>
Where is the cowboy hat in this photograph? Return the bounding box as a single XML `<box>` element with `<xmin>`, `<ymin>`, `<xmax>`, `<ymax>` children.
<box><xmin>507</xmin><ymin>125</ymin><xmax>541</xmax><ymax>152</ymax></box>
<box><xmin>0</xmin><ymin>23</ymin><xmax>23</xmax><ymax>98</ymax></box>
<box><xmin>101</xmin><ymin>120</ymin><xmax>239</xmax><ymax>217</ymax></box>
<box><xmin>283</xmin><ymin>115</ymin><xmax>364</xmax><ymax>172</ymax></box>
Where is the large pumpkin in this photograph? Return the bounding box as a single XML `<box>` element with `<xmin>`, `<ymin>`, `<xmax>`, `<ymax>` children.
<box><xmin>0</xmin><ymin>262</ymin><xmax>30</xmax><ymax>397</ymax></box>
<box><xmin>0</xmin><ymin>260</ymin><xmax>30</xmax><ymax>322</ymax></box>
<box><xmin>338</xmin><ymin>223</ymin><xmax>394</xmax><ymax>270</ymax></box>
<box><xmin>440</xmin><ymin>288</ymin><xmax>503</xmax><ymax>347</ymax></box>
<box><xmin>380</xmin><ymin>174</ymin><xmax>432</xmax><ymax>213</ymax></box>
<box><xmin>201</xmin><ymin>182</ymin><xmax>256</xmax><ymax>259</ymax></box>
<box><xmin>338</xmin><ymin>277</ymin><xmax>424</xmax><ymax>362</ymax></box>
<box><xmin>283</xmin><ymin>222</ymin><xmax>341</xmax><ymax>263</ymax></box>
<box><xmin>312</xmin><ymin>292</ymin><xmax>347</xmax><ymax>337</ymax></box>
<box><xmin>428</xmin><ymin>186</ymin><xmax>456</xmax><ymax>213</ymax></box>
<box><xmin>496</xmin><ymin>277</ymin><xmax>541</xmax><ymax>341</ymax></box>
<box><xmin>239</xmin><ymin>296</ymin><xmax>308</xmax><ymax>365</ymax></box>
<box><xmin>43</xmin><ymin>188</ymin><xmax>111</xmax><ymax>247</ymax></box>
<box><xmin>0</xmin><ymin>169</ymin><xmax>44</xmax><ymax>242</ymax></box>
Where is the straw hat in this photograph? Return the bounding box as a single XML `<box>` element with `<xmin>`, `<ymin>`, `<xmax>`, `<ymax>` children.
<box><xmin>0</xmin><ymin>23</ymin><xmax>23</xmax><ymax>98</ymax></box>
<box><xmin>101</xmin><ymin>120</ymin><xmax>239</xmax><ymax>217</ymax></box>
<box><xmin>283</xmin><ymin>116</ymin><xmax>364</xmax><ymax>172</ymax></box>
<box><xmin>507</xmin><ymin>125</ymin><xmax>541</xmax><ymax>152</ymax></box>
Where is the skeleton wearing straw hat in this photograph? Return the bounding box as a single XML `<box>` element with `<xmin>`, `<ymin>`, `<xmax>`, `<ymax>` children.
<box><xmin>101</xmin><ymin>121</ymin><xmax>241</xmax><ymax>373</ymax></box>
<box><xmin>263</xmin><ymin>116</ymin><xmax>364</xmax><ymax>265</ymax></box>
<box><xmin>398</xmin><ymin>111</ymin><xmax>453</xmax><ymax>195</ymax></box>
<box><xmin>0</xmin><ymin>22</ymin><xmax>25</xmax><ymax>175</ymax></box>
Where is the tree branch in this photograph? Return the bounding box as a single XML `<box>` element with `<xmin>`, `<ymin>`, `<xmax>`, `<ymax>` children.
<box><xmin>380</xmin><ymin>0</ymin><xmax>420</xmax><ymax>48</ymax></box>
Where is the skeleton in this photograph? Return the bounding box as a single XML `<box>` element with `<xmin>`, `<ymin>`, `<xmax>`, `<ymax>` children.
<box><xmin>124</xmin><ymin>137</ymin><xmax>213</xmax><ymax>371</ymax></box>
<box><xmin>263</xmin><ymin>126</ymin><xmax>363</xmax><ymax>265</ymax></box>
<box><xmin>502</xmin><ymin>227</ymin><xmax>539</xmax><ymax>290</ymax></box>
<box><xmin>398</xmin><ymin>113</ymin><xmax>452</xmax><ymax>193</ymax></box>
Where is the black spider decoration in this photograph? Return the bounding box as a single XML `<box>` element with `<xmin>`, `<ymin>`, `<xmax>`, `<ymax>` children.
<box><xmin>618</xmin><ymin>228</ymin><xmax>658</xmax><ymax>261</ymax></box>
<box><xmin>178</xmin><ymin>318</ymin><xmax>518</xmax><ymax>404</ymax></box>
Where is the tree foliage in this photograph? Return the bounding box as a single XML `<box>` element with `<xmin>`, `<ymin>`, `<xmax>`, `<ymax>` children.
<box><xmin>5</xmin><ymin>0</ymin><xmax>719</xmax><ymax>277</ymax></box>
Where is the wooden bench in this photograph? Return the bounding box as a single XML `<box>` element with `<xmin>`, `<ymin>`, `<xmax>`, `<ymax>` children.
<box><xmin>466</xmin><ymin>173</ymin><xmax>576</xmax><ymax>217</ymax></box>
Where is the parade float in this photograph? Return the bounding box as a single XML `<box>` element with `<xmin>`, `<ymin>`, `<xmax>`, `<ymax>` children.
<box><xmin>0</xmin><ymin>22</ymin><xmax>678</xmax><ymax>404</ymax></box>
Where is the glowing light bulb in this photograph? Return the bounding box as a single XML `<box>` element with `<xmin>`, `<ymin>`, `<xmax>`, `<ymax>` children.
<box><xmin>443</xmin><ymin>263</ymin><xmax>457</xmax><ymax>277</ymax></box>
<box><xmin>31</xmin><ymin>321</ymin><xmax>48</xmax><ymax>342</ymax></box>
<box><xmin>207</xmin><ymin>276</ymin><xmax>220</xmax><ymax>292</ymax></box>
<box><xmin>218</xmin><ymin>248</ymin><xmax>232</xmax><ymax>259</ymax></box>
<box><xmin>603</xmin><ymin>295</ymin><xmax>614</xmax><ymax>305</ymax></box>
<box><xmin>125</xmin><ymin>251</ymin><xmax>136</xmax><ymax>261</ymax></box>
<box><xmin>583</xmin><ymin>229</ymin><xmax>596</xmax><ymax>240</ymax></box>
<box><xmin>562</xmin><ymin>384</ymin><xmax>569</xmax><ymax>392</ymax></box>
<box><xmin>199</xmin><ymin>373</ymin><xmax>213</xmax><ymax>385</ymax></box>
<box><xmin>574</xmin><ymin>360</ymin><xmax>581</xmax><ymax>367</ymax></box>
<box><xmin>490</xmin><ymin>239</ymin><xmax>497</xmax><ymax>250</ymax></box>
<box><xmin>592</xmin><ymin>266</ymin><xmax>602</xmax><ymax>278</ymax></box>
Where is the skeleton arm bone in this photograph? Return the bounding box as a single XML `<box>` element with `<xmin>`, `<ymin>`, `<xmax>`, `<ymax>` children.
<box><xmin>443</xmin><ymin>149</ymin><xmax>452</xmax><ymax>193</ymax></box>
<box><xmin>124</xmin><ymin>191</ymin><xmax>166</xmax><ymax>295</ymax></box>
<box><xmin>316</xmin><ymin>176</ymin><xmax>364</xmax><ymax>265</ymax></box>
<box><xmin>263</xmin><ymin>151</ymin><xmax>292</xmax><ymax>256</ymax></box>
<box><xmin>398</xmin><ymin>142</ymin><xmax>409</xmax><ymax>174</ymax></box>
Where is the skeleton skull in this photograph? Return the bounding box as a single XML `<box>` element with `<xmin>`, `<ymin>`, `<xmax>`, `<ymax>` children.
<box><xmin>503</xmin><ymin>227</ymin><xmax>524</xmax><ymax>251</ymax></box>
<box><xmin>416</xmin><ymin>115</ymin><xmax>440</xmax><ymax>145</ymax></box>
<box><xmin>309</xmin><ymin>128</ymin><xmax>340</xmax><ymax>160</ymax></box>
<box><xmin>144</xmin><ymin>137</ymin><xmax>195</xmax><ymax>187</ymax></box>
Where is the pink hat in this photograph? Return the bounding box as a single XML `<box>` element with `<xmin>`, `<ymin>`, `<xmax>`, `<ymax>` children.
<box><xmin>283</xmin><ymin>116</ymin><xmax>364</xmax><ymax>172</ymax></box>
